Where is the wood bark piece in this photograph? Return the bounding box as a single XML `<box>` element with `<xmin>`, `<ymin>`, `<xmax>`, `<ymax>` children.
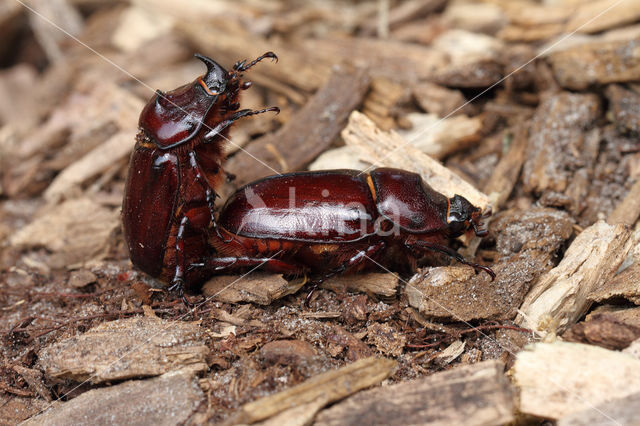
<box><xmin>38</xmin><ymin>317</ymin><xmax>208</xmax><ymax>384</ymax></box>
<box><xmin>300</xmin><ymin>37</ymin><xmax>448</xmax><ymax>85</ymax></box>
<box><xmin>308</xmin><ymin>146</ymin><xmax>369</xmax><ymax>171</ymax></box>
<box><xmin>9</xmin><ymin>198</ymin><xmax>119</xmax><ymax>268</ymax></box>
<box><xmin>484</xmin><ymin>124</ymin><xmax>528</xmax><ymax>208</ymax></box>
<box><xmin>314</xmin><ymin>360</ymin><xmax>514</xmax><ymax>426</ymax></box>
<box><xmin>605</xmin><ymin>84</ymin><xmax>640</xmax><ymax>136</ymax></box>
<box><xmin>513</xmin><ymin>341</ymin><xmax>640</xmax><ymax>420</ymax></box>
<box><xmin>563</xmin><ymin>312</ymin><xmax>640</xmax><ymax>350</ymax></box>
<box><xmin>342</xmin><ymin>111</ymin><xmax>489</xmax><ymax>210</ymax></box>
<box><xmin>607</xmin><ymin>179</ymin><xmax>640</xmax><ymax>226</ymax></box>
<box><xmin>229</xmin><ymin>356</ymin><xmax>396</xmax><ymax>424</ymax></box>
<box><xmin>202</xmin><ymin>273</ymin><xmax>304</xmax><ymax>305</ymax></box>
<box><xmin>558</xmin><ymin>391</ymin><xmax>640</xmax><ymax>426</ymax></box>
<box><xmin>320</xmin><ymin>273</ymin><xmax>398</xmax><ymax>298</ymax></box>
<box><xmin>522</xmin><ymin>92</ymin><xmax>600</xmax><ymax>195</ymax></box>
<box><xmin>548</xmin><ymin>39</ymin><xmax>640</xmax><ymax>90</ymax></box>
<box><xmin>589</xmin><ymin>262</ymin><xmax>640</xmax><ymax>305</ymax></box>
<box><xmin>398</xmin><ymin>113</ymin><xmax>483</xmax><ymax>159</ymax></box>
<box><xmin>224</xmin><ymin>65</ymin><xmax>370</xmax><ymax>186</ymax></box>
<box><xmin>412</xmin><ymin>82</ymin><xmax>473</xmax><ymax>118</ymax></box>
<box><xmin>516</xmin><ymin>221</ymin><xmax>634</xmax><ymax>334</ymax></box>
<box><xmin>565</xmin><ymin>0</ymin><xmax>640</xmax><ymax>34</ymax></box>
<box><xmin>44</xmin><ymin>131</ymin><xmax>134</xmax><ymax>203</ymax></box>
<box><xmin>22</xmin><ymin>369</ymin><xmax>204</xmax><ymax>426</ymax></box>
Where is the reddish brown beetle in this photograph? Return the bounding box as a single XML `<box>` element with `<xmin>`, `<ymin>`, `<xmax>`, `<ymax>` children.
<box><xmin>122</xmin><ymin>52</ymin><xmax>278</xmax><ymax>298</ymax></box>
<box><xmin>194</xmin><ymin>168</ymin><xmax>494</xmax><ymax>293</ymax></box>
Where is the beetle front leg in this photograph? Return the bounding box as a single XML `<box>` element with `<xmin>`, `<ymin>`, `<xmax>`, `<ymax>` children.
<box><xmin>187</xmin><ymin>151</ymin><xmax>229</xmax><ymax>242</ymax></box>
<box><xmin>405</xmin><ymin>240</ymin><xmax>495</xmax><ymax>280</ymax></box>
<box><xmin>167</xmin><ymin>215</ymin><xmax>190</xmax><ymax>303</ymax></box>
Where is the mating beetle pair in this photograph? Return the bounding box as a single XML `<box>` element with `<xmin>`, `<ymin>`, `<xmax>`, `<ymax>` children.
<box><xmin>121</xmin><ymin>52</ymin><xmax>494</xmax><ymax>301</ymax></box>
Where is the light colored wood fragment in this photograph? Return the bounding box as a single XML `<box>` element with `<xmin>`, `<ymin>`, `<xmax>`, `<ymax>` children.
<box><xmin>308</xmin><ymin>146</ymin><xmax>370</xmax><ymax>171</ymax></box>
<box><xmin>44</xmin><ymin>132</ymin><xmax>134</xmax><ymax>203</ymax></box>
<box><xmin>513</xmin><ymin>341</ymin><xmax>640</xmax><ymax>420</ymax></box>
<box><xmin>111</xmin><ymin>6</ymin><xmax>173</xmax><ymax>52</ymax></box>
<box><xmin>321</xmin><ymin>273</ymin><xmax>398</xmax><ymax>298</ymax></box>
<box><xmin>255</xmin><ymin>397</ymin><xmax>327</xmax><ymax>426</ymax></box>
<box><xmin>315</xmin><ymin>360</ymin><xmax>513</xmax><ymax>426</ymax></box>
<box><xmin>38</xmin><ymin>317</ymin><xmax>208</xmax><ymax>384</ymax></box>
<box><xmin>432</xmin><ymin>29</ymin><xmax>504</xmax><ymax>66</ymax></box>
<box><xmin>22</xmin><ymin>369</ymin><xmax>204</xmax><ymax>425</ymax></box>
<box><xmin>398</xmin><ymin>112</ymin><xmax>483</xmax><ymax>159</ymax></box>
<box><xmin>341</xmin><ymin>111</ymin><xmax>489</xmax><ymax>210</ymax></box>
<box><xmin>231</xmin><ymin>357</ymin><xmax>397</xmax><ymax>424</ymax></box>
<box><xmin>9</xmin><ymin>198</ymin><xmax>119</xmax><ymax>267</ymax></box>
<box><xmin>516</xmin><ymin>222</ymin><xmax>634</xmax><ymax>334</ymax></box>
<box><xmin>202</xmin><ymin>273</ymin><xmax>304</xmax><ymax>305</ymax></box>
<box><xmin>548</xmin><ymin>39</ymin><xmax>640</xmax><ymax>90</ymax></box>
<box><xmin>559</xmin><ymin>391</ymin><xmax>640</xmax><ymax>426</ymax></box>
<box><xmin>566</xmin><ymin>0</ymin><xmax>640</xmax><ymax>34</ymax></box>
<box><xmin>624</xmin><ymin>338</ymin><xmax>640</xmax><ymax>359</ymax></box>
<box><xmin>412</xmin><ymin>82</ymin><xmax>471</xmax><ymax>118</ymax></box>
<box><xmin>608</xmin><ymin>180</ymin><xmax>640</xmax><ymax>226</ymax></box>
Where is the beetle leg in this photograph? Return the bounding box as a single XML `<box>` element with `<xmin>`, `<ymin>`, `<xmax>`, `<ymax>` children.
<box><xmin>204</xmin><ymin>107</ymin><xmax>280</xmax><ymax>141</ymax></box>
<box><xmin>168</xmin><ymin>215</ymin><xmax>192</xmax><ymax>305</ymax></box>
<box><xmin>405</xmin><ymin>240</ymin><xmax>496</xmax><ymax>281</ymax></box>
<box><xmin>305</xmin><ymin>242</ymin><xmax>386</xmax><ymax>306</ymax></box>
<box><xmin>187</xmin><ymin>151</ymin><xmax>230</xmax><ymax>243</ymax></box>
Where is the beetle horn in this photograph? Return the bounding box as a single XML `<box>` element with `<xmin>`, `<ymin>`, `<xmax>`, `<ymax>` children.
<box><xmin>194</xmin><ymin>53</ymin><xmax>229</xmax><ymax>92</ymax></box>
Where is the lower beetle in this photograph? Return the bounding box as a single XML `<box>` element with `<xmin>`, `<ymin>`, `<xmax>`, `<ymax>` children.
<box><xmin>196</xmin><ymin>167</ymin><xmax>494</xmax><ymax>292</ymax></box>
<box><xmin>122</xmin><ymin>52</ymin><xmax>279</xmax><ymax>298</ymax></box>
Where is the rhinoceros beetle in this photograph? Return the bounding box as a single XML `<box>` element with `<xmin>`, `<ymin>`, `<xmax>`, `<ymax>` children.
<box><xmin>199</xmin><ymin>168</ymin><xmax>494</xmax><ymax>296</ymax></box>
<box><xmin>122</xmin><ymin>52</ymin><xmax>278</xmax><ymax>298</ymax></box>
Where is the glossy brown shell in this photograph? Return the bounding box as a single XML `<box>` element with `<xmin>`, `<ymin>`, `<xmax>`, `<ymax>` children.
<box><xmin>219</xmin><ymin>170</ymin><xmax>378</xmax><ymax>242</ymax></box>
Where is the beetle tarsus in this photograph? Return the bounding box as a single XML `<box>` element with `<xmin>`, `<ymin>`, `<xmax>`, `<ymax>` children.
<box><xmin>234</xmin><ymin>51</ymin><xmax>278</xmax><ymax>72</ymax></box>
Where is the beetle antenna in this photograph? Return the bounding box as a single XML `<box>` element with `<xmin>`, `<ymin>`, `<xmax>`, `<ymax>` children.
<box><xmin>234</xmin><ymin>51</ymin><xmax>278</xmax><ymax>72</ymax></box>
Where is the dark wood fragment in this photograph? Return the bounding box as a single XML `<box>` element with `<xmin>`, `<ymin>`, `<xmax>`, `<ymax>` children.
<box><xmin>522</xmin><ymin>92</ymin><xmax>600</xmax><ymax>195</ymax></box>
<box><xmin>224</xmin><ymin>65</ymin><xmax>370</xmax><ymax>186</ymax></box>
<box><xmin>563</xmin><ymin>313</ymin><xmax>640</xmax><ymax>350</ymax></box>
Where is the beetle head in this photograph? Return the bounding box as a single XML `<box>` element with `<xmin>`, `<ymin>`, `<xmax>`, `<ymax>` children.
<box><xmin>446</xmin><ymin>195</ymin><xmax>489</xmax><ymax>238</ymax></box>
<box><xmin>195</xmin><ymin>53</ymin><xmax>229</xmax><ymax>96</ymax></box>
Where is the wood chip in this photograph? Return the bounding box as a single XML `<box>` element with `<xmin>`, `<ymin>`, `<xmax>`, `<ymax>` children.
<box><xmin>9</xmin><ymin>198</ymin><xmax>119</xmax><ymax>268</ymax></box>
<box><xmin>44</xmin><ymin>131</ymin><xmax>134</xmax><ymax>203</ymax></box>
<box><xmin>202</xmin><ymin>273</ymin><xmax>303</xmax><ymax>305</ymax></box>
<box><xmin>412</xmin><ymin>82</ymin><xmax>473</xmax><ymax>118</ymax></box>
<box><xmin>558</xmin><ymin>391</ymin><xmax>640</xmax><ymax>426</ymax></box>
<box><xmin>229</xmin><ymin>356</ymin><xmax>396</xmax><ymax>424</ymax></box>
<box><xmin>398</xmin><ymin>112</ymin><xmax>482</xmax><ymax>159</ymax></box>
<box><xmin>513</xmin><ymin>341</ymin><xmax>640</xmax><ymax>420</ymax></box>
<box><xmin>315</xmin><ymin>360</ymin><xmax>513</xmax><ymax>426</ymax></box>
<box><xmin>563</xmin><ymin>312</ymin><xmax>640</xmax><ymax>350</ymax></box>
<box><xmin>522</xmin><ymin>92</ymin><xmax>600</xmax><ymax>195</ymax></box>
<box><xmin>605</xmin><ymin>84</ymin><xmax>640</xmax><ymax>136</ymax></box>
<box><xmin>342</xmin><ymin>111</ymin><xmax>489</xmax><ymax>210</ymax></box>
<box><xmin>320</xmin><ymin>273</ymin><xmax>398</xmax><ymax>298</ymax></box>
<box><xmin>548</xmin><ymin>39</ymin><xmax>640</xmax><ymax>90</ymax></box>
<box><xmin>22</xmin><ymin>369</ymin><xmax>204</xmax><ymax>426</ymax></box>
<box><xmin>224</xmin><ymin>65</ymin><xmax>370</xmax><ymax>186</ymax></box>
<box><xmin>589</xmin><ymin>261</ymin><xmax>640</xmax><ymax>305</ymax></box>
<box><xmin>38</xmin><ymin>317</ymin><xmax>208</xmax><ymax>383</ymax></box>
<box><xmin>484</xmin><ymin>124</ymin><xmax>528</xmax><ymax>208</ymax></box>
<box><xmin>516</xmin><ymin>221</ymin><xmax>634</xmax><ymax>334</ymax></box>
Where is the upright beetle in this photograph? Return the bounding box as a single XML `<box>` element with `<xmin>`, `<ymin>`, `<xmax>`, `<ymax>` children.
<box><xmin>122</xmin><ymin>52</ymin><xmax>278</xmax><ymax>297</ymax></box>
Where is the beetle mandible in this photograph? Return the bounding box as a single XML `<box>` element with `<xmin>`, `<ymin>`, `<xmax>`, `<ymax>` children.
<box><xmin>122</xmin><ymin>52</ymin><xmax>278</xmax><ymax>298</ymax></box>
<box><xmin>194</xmin><ymin>168</ymin><xmax>494</xmax><ymax>297</ymax></box>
